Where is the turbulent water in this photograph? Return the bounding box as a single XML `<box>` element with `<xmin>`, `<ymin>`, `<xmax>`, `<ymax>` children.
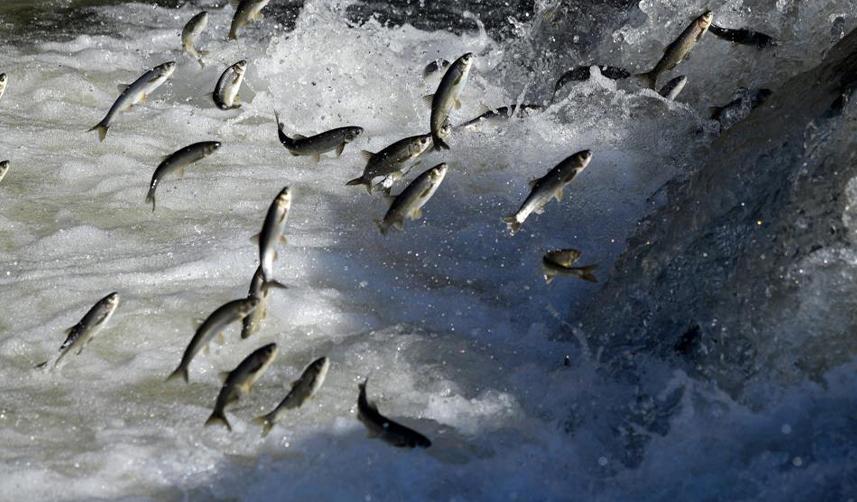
<box><xmin>0</xmin><ymin>0</ymin><xmax>856</xmax><ymax>500</ymax></box>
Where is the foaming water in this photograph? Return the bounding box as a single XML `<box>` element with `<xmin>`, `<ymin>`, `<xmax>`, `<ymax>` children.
<box><xmin>0</xmin><ymin>0</ymin><xmax>855</xmax><ymax>500</ymax></box>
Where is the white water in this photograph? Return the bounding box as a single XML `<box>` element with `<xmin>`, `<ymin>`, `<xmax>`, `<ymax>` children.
<box><xmin>0</xmin><ymin>0</ymin><xmax>855</xmax><ymax>499</ymax></box>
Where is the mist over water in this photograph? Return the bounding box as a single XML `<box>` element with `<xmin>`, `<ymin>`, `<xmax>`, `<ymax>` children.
<box><xmin>0</xmin><ymin>0</ymin><xmax>856</xmax><ymax>500</ymax></box>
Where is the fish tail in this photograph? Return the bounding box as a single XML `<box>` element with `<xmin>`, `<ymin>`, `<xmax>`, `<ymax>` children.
<box><xmin>502</xmin><ymin>215</ymin><xmax>521</xmax><ymax>235</ymax></box>
<box><xmin>432</xmin><ymin>135</ymin><xmax>450</xmax><ymax>151</ymax></box>
<box><xmin>346</xmin><ymin>176</ymin><xmax>372</xmax><ymax>193</ymax></box>
<box><xmin>166</xmin><ymin>365</ymin><xmax>189</xmax><ymax>383</ymax></box>
<box><xmin>205</xmin><ymin>410</ymin><xmax>232</xmax><ymax>431</ymax></box>
<box><xmin>578</xmin><ymin>265</ymin><xmax>599</xmax><ymax>283</ymax></box>
<box><xmin>253</xmin><ymin>415</ymin><xmax>274</xmax><ymax>437</ymax></box>
<box><xmin>635</xmin><ymin>71</ymin><xmax>657</xmax><ymax>90</ymax></box>
<box><xmin>375</xmin><ymin>219</ymin><xmax>390</xmax><ymax>235</ymax></box>
<box><xmin>88</xmin><ymin>123</ymin><xmax>108</xmax><ymax>142</ymax></box>
<box><xmin>145</xmin><ymin>188</ymin><xmax>156</xmax><ymax>212</ymax></box>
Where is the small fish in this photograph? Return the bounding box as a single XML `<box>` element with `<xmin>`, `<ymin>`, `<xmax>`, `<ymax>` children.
<box><xmin>0</xmin><ymin>160</ymin><xmax>8</xmax><ymax>185</ymax></box>
<box><xmin>166</xmin><ymin>297</ymin><xmax>259</xmax><ymax>383</ymax></box>
<box><xmin>426</xmin><ymin>52</ymin><xmax>473</xmax><ymax>150</ymax></box>
<box><xmin>274</xmin><ymin>111</ymin><xmax>363</xmax><ymax>162</ymax></box>
<box><xmin>0</xmin><ymin>73</ymin><xmax>7</xmax><ymax>102</ymax></box>
<box><xmin>241</xmin><ymin>265</ymin><xmax>288</xmax><ymax>339</ymax></box>
<box><xmin>503</xmin><ymin>150</ymin><xmax>593</xmax><ymax>235</ymax></box>
<box><xmin>213</xmin><ymin>60</ymin><xmax>247</xmax><ymax>110</ymax></box>
<box><xmin>146</xmin><ymin>141</ymin><xmax>221</xmax><ymax>211</ymax></box>
<box><xmin>229</xmin><ymin>0</ymin><xmax>270</xmax><ymax>40</ymax></box>
<box><xmin>637</xmin><ymin>11</ymin><xmax>713</xmax><ymax>89</ymax></box>
<box><xmin>89</xmin><ymin>61</ymin><xmax>176</xmax><ymax>142</ymax></box>
<box><xmin>456</xmin><ymin>103</ymin><xmax>544</xmax><ymax>129</ymax></box>
<box><xmin>255</xmin><ymin>356</ymin><xmax>330</xmax><ymax>436</ymax></box>
<box><xmin>708</xmin><ymin>24</ymin><xmax>777</xmax><ymax>49</ymax></box>
<box><xmin>553</xmin><ymin>65</ymin><xmax>630</xmax><ymax>97</ymax></box>
<box><xmin>346</xmin><ymin>133</ymin><xmax>433</xmax><ymax>193</ymax></box>
<box><xmin>376</xmin><ymin>163</ymin><xmax>447</xmax><ymax>234</ymax></box>
<box><xmin>182</xmin><ymin>12</ymin><xmax>209</xmax><ymax>66</ymax></box>
<box><xmin>205</xmin><ymin>343</ymin><xmax>278</xmax><ymax>431</ymax></box>
<box><xmin>37</xmin><ymin>292</ymin><xmax>120</xmax><ymax>370</ymax></box>
<box><xmin>357</xmin><ymin>378</ymin><xmax>431</xmax><ymax>448</ymax></box>
<box><xmin>256</xmin><ymin>187</ymin><xmax>292</xmax><ymax>283</ymax></box>
<box><xmin>710</xmin><ymin>88</ymin><xmax>772</xmax><ymax>129</ymax></box>
<box><xmin>542</xmin><ymin>249</ymin><xmax>598</xmax><ymax>284</ymax></box>
<box><xmin>658</xmin><ymin>75</ymin><xmax>688</xmax><ymax>100</ymax></box>
<box><xmin>422</xmin><ymin>59</ymin><xmax>450</xmax><ymax>78</ymax></box>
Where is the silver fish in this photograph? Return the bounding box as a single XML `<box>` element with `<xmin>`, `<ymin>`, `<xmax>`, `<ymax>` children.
<box><xmin>213</xmin><ymin>60</ymin><xmax>247</xmax><ymax>110</ymax></box>
<box><xmin>255</xmin><ymin>356</ymin><xmax>330</xmax><ymax>436</ymax></box>
<box><xmin>637</xmin><ymin>11</ymin><xmax>713</xmax><ymax>89</ymax></box>
<box><xmin>426</xmin><ymin>52</ymin><xmax>473</xmax><ymax>150</ymax></box>
<box><xmin>345</xmin><ymin>133</ymin><xmax>433</xmax><ymax>193</ymax></box>
<box><xmin>0</xmin><ymin>73</ymin><xmax>7</xmax><ymax>103</ymax></box>
<box><xmin>456</xmin><ymin>103</ymin><xmax>543</xmax><ymax>129</ymax></box>
<box><xmin>376</xmin><ymin>163</ymin><xmax>447</xmax><ymax>234</ymax></box>
<box><xmin>503</xmin><ymin>150</ymin><xmax>593</xmax><ymax>235</ymax></box>
<box><xmin>542</xmin><ymin>249</ymin><xmax>597</xmax><ymax>284</ymax></box>
<box><xmin>658</xmin><ymin>75</ymin><xmax>688</xmax><ymax>100</ymax></box>
<box><xmin>241</xmin><ymin>265</ymin><xmax>287</xmax><ymax>339</ymax></box>
<box><xmin>0</xmin><ymin>160</ymin><xmax>8</xmax><ymax>185</ymax></box>
<box><xmin>89</xmin><ymin>61</ymin><xmax>176</xmax><ymax>142</ymax></box>
<box><xmin>39</xmin><ymin>292</ymin><xmax>120</xmax><ymax>370</ymax></box>
<box><xmin>182</xmin><ymin>12</ymin><xmax>209</xmax><ymax>66</ymax></box>
<box><xmin>256</xmin><ymin>187</ymin><xmax>291</xmax><ymax>283</ymax></box>
<box><xmin>166</xmin><ymin>297</ymin><xmax>259</xmax><ymax>383</ymax></box>
<box><xmin>229</xmin><ymin>0</ymin><xmax>270</xmax><ymax>40</ymax></box>
<box><xmin>205</xmin><ymin>343</ymin><xmax>278</xmax><ymax>431</ymax></box>
<box><xmin>146</xmin><ymin>141</ymin><xmax>221</xmax><ymax>211</ymax></box>
<box><xmin>357</xmin><ymin>378</ymin><xmax>431</xmax><ymax>448</ymax></box>
<box><xmin>274</xmin><ymin>111</ymin><xmax>363</xmax><ymax>162</ymax></box>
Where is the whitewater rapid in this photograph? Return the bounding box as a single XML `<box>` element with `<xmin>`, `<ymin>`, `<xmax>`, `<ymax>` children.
<box><xmin>0</xmin><ymin>0</ymin><xmax>855</xmax><ymax>500</ymax></box>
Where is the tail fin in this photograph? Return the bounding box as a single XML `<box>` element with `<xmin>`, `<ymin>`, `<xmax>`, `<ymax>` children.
<box><xmin>88</xmin><ymin>123</ymin><xmax>108</xmax><ymax>142</ymax></box>
<box><xmin>145</xmin><ymin>188</ymin><xmax>156</xmax><ymax>212</ymax></box>
<box><xmin>375</xmin><ymin>219</ymin><xmax>390</xmax><ymax>235</ymax></box>
<box><xmin>432</xmin><ymin>135</ymin><xmax>450</xmax><ymax>151</ymax></box>
<box><xmin>635</xmin><ymin>71</ymin><xmax>657</xmax><ymax>90</ymax></box>
<box><xmin>346</xmin><ymin>176</ymin><xmax>373</xmax><ymax>193</ymax></box>
<box><xmin>205</xmin><ymin>410</ymin><xmax>232</xmax><ymax>431</ymax></box>
<box><xmin>166</xmin><ymin>365</ymin><xmax>189</xmax><ymax>383</ymax></box>
<box><xmin>253</xmin><ymin>415</ymin><xmax>274</xmax><ymax>437</ymax></box>
<box><xmin>503</xmin><ymin>215</ymin><xmax>521</xmax><ymax>235</ymax></box>
<box><xmin>577</xmin><ymin>265</ymin><xmax>599</xmax><ymax>283</ymax></box>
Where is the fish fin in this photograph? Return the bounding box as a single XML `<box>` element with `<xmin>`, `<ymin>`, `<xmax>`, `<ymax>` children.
<box><xmin>553</xmin><ymin>188</ymin><xmax>563</xmax><ymax>202</ymax></box>
<box><xmin>178</xmin><ymin>167</ymin><xmax>185</xmax><ymax>178</ymax></box>
<box><xmin>166</xmin><ymin>365</ymin><xmax>189</xmax><ymax>383</ymax></box>
<box><xmin>454</xmin><ymin>97</ymin><xmax>462</xmax><ymax>110</ymax></box>
<box><xmin>336</xmin><ymin>143</ymin><xmax>345</xmax><ymax>157</ymax></box>
<box><xmin>346</xmin><ymin>176</ymin><xmax>371</xmax><ymax>191</ymax></box>
<box><xmin>375</xmin><ymin>219</ymin><xmax>390</xmax><ymax>235</ymax></box>
<box><xmin>116</xmin><ymin>83</ymin><xmax>130</xmax><ymax>92</ymax></box>
<box><xmin>249</xmin><ymin>233</ymin><xmax>260</xmax><ymax>244</ymax></box>
<box><xmin>279</xmin><ymin>235</ymin><xmax>288</xmax><ymax>245</ymax></box>
<box><xmin>359</xmin><ymin>150</ymin><xmax>375</xmax><ymax>161</ymax></box>
<box><xmin>578</xmin><ymin>264</ymin><xmax>599</xmax><ymax>283</ymax></box>
<box><xmin>205</xmin><ymin>411</ymin><xmax>232</xmax><ymax>431</ymax></box>
<box><xmin>410</xmin><ymin>207</ymin><xmax>423</xmax><ymax>219</ymax></box>
<box><xmin>432</xmin><ymin>136</ymin><xmax>450</xmax><ymax>150</ymax></box>
<box><xmin>218</xmin><ymin>370</ymin><xmax>230</xmax><ymax>382</ymax></box>
<box><xmin>145</xmin><ymin>188</ymin><xmax>157</xmax><ymax>212</ymax></box>
<box><xmin>88</xmin><ymin>124</ymin><xmax>108</xmax><ymax>142</ymax></box>
<box><xmin>254</xmin><ymin>415</ymin><xmax>274</xmax><ymax>437</ymax></box>
<box><xmin>422</xmin><ymin>94</ymin><xmax>434</xmax><ymax>106</ymax></box>
<box><xmin>312</xmin><ymin>153</ymin><xmax>321</xmax><ymax>163</ymax></box>
<box><xmin>635</xmin><ymin>71</ymin><xmax>657</xmax><ymax>90</ymax></box>
<box><xmin>264</xmin><ymin>280</ymin><xmax>289</xmax><ymax>290</ymax></box>
<box><xmin>543</xmin><ymin>272</ymin><xmax>556</xmax><ymax>285</ymax></box>
<box><xmin>528</xmin><ymin>178</ymin><xmax>538</xmax><ymax>188</ymax></box>
<box><xmin>293</xmin><ymin>133</ymin><xmax>306</xmax><ymax>140</ymax></box>
<box><xmin>288</xmin><ymin>151</ymin><xmax>300</xmax><ymax>157</ymax></box>
<box><xmin>140</xmin><ymin>94</ymin><xmax>148</xmax><ymax>103</ymax></box>
<box><xmin>503</xmin><ymin>215</ymin><xmax>521</xmax><ymax>235</ymax></box>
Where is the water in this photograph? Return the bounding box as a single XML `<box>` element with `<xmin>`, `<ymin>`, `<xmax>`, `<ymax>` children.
<box><xmin>0</xmin><ymin>0</ymin><xmax>856</xmax><ymax>500</ymax></box>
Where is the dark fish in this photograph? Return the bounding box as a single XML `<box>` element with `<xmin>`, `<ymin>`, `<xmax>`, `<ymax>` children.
<box><xmin>709</xmin><ymin>24</ymin><xmax>777</xmax><ymax>49</ymax></box>
<box><xmin>554</xmin><ymin>65</ymin><xmax>631</xmax><ymax>96</ymax></box>
<box><xmin>710</xmin><ymin>88</ymin><xmax>772</xmax><ymax>126</ymax></box>
<box><xmin>357</xmin><ymin>379</ymin><xmax>431</xmax><ymax>448</ymax></box>
<box><xmin>456</xmin><ymin>103</ymin><xmax>544</xmax><ymax>129</ymax></box>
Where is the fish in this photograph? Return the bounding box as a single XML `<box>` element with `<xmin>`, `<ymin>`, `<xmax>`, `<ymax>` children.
<box><xmin>357</xmin><ymin>378</ymin><xmax>431</xmax><ymax>448</ymax></box>
<box><xmin>456</xmin><ymin>103</ymin><xmax>544</xmax><ymax>129</ymax></box>
<box><xmin>553</xmin><ymin>65</ymin><xmax>631</xmax><ymax>98</ymax></box>
<box><xmin>426</xmin><ymin>52</ymin><xmax>473</xmax><ymax>150</ymax></box>
<box><xmin>166</xmin><ymin>297</ymin><xmax>259</xmax><ymax>383</ymax></box>
<box><xmin>503</xmin><ymin>150</ymin><xmax>593</xmax><ymax>235</ymax></box>
<box><xmin>145</xmin><ymin>141</ymin><xmax>221</xmax><ymax>211</ymax></box>
<box><xmin>256</xmin><ymin>187</ymin><xmax>291</xmax><ymax>283</ymax></box>
<box><xmin>708</xmin><ymin>24</ymin><xmax>777</xmax><ymax>49</ymax></box>
<box><xmin>181</xmin><ymin>12</ymin><xmax>209</xmax><ymax>66</ymax></box>
<box><xmin>422</xmin><ymin>59</ymin><xmax>450</xmax><ymax>78</ymax></box>
<box><xmin>658</xmin><ymin>75</ymin><xmax>688</xmax><ymax>100</ymax></box>
<box><xmin>345</xmin><ymin>133</ymin><xmax>433</xmax><ymax>193</ymax></box>
<box><xmin>636</xmin><ymin>11</ymin><xmax>713</xmax><ymax>89</ymax></box>
<box><xmin>229</xmin><ymin>0</ymin><xmax>270</xmax><ymax>40</ymax></box>
<box><xmin>254</xmin><ymin>356</ymin><xmax>330</xmax><ymax>436</ymax></box>
<box><xmin>376</xmin><ymin>163</ymin><xmax>447</xmax><ymax>234</ymax></box>
<box><xmin>0</xmin><ymin>160</ymin><xmax>8</xmax><ymax>185</ymax></box>
<box><xmin>241</xmin><ymin>265</ymin><xmax>288</xmax><ymax>339</ymax></box>
<box><xmin>89</xmin><ymin>61</ymin><xmax>176</xmax><ymax>142</ymax></box>
<box><xmin>37</xmin><ymin>292</ymin><xmax>120</xmax><ymax>370</ymax></box>
<box><xmin>205</xmin><ymin>343</ymin><xmax>278</xmax><ymax>431</ymax></box>
<box><xmin>274</xmin><ymin>111</ymin><xmax>363</xmax><ymax>162</ymax></box>
<box><xmin>542</xmin><ymin>249</ymin><xmax>598</xmax><ymax>284</ymax></box>
<box><xmin>0</xmin><ymin>73</ymin><xmax>7</xmax><ymax>102</ymax></box>
<box><xmin>710</xmin><ymin>88</ymin><xmax>772</xmax><ymax>128</ymax></box>
<box><xmin>213</xmin><ymin>60</ymin><xmax>247</xmax><ymax>110</ymax></box>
